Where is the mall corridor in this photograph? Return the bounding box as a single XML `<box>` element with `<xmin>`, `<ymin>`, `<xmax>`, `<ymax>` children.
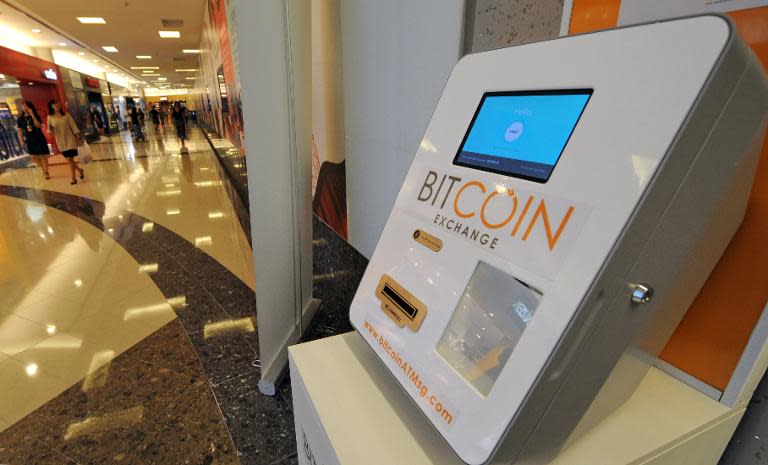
<box><xmin>0</xmin><ymin>127</ymin><xmax>298</xmax><ymax>464</ymax></box>
<box><xmin>1</xmin><ymin>1</ymin><xmax>767</xmax><ymax>465</ymax></box>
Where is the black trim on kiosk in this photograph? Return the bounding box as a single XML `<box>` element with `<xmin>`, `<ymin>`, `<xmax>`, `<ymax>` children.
<box><xmin>453</xmin><ymin>89</ymin><xmax>594</xmax><ymax>184</ymax></box>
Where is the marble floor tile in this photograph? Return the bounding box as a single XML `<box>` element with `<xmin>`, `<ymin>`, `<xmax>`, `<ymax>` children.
<box><xmin>123</xmin><ymin>383</ymin><xmax>232</xmax><ymax>464</ymax></box>
<box><xmin>24</xmin><ymin>448</ymin><xmax>79</xmax><ymax>465</ymax></box>
<box><xmin>182</xmin><ymin>425</ymin><xmax>240</xmax><ymax>465</ymax></box>
<box><xmin>48</xmin><ymin>379</ymin><xmax>222</xmax><ymax>465</ymax></box>
<box><xmin>0</xmin><ymin>359</ymin><xmax>72</xmax><ymax>428</ymax></box>
<box><xmin>11</xmin><ymin>295</ymin><xmax>96</xmax><ymax>335</ymax></box>
<box><xmin>122</xmin><ymin>320</ymin><xmax>206</xmax><ymax>379</ymax></box>
<box><xmin>0</xmin><ymin>315</ymin><xmax>52</xmax><ymax>357</ymax></box>
<box><xmin>166</xmin><ymin>242</ymin><xmax>234</xmax><ymax>283</ymax></box>
<box><xmin>187</xmin><ymin>326</ymin><xmax>259</xmax><ymax>386</ymax></box>
<box><xmin>0</xmin><ymin>438</ymin><xmax>58</xmax><ymax>465</ymax></box>
<box><xmin>30</xmin><ymin>367</ymin><xmax>205</xmax><ymax>464</ymax></box>
<box><xmin>212</xmin><ymin>372</ymin><xmax>295</xmax><ymax>465</ymax></box>
<box><xmin>49</xmin><ymin>412</ymin><xmax>163</xmax><ymax>465</ymax></box>
<box><xmin>168</xmin><ymin>284</ymin><xmax>232</xmax><ymax>336</ymax></box>
<box><xmin>14</xmin><ymin>303</ymin><xmax>176</xmax><ymax>391</ymax></box>
<box><xmin>142</xmin><ymin>222</ymin><xmax>190</xmax><ymax>253</ymax></box>
<box><xmin>277</xmin><ymin>375</ymin><xmax>294</xmax><ymax>414</ymax></box>
<box><xmin>273</xmin><ymin>454</ymin><xmax>299</xmax><ymax>465</ymax></box>
<box><xmin>0</xmin><ymin>322</ymin><xmax>237</xmax><ymax>463</ymax></box>
<box><xmin>10</xmin><ymin>332</ymin><xmax>112</xmax><ymax>388</ymax></box>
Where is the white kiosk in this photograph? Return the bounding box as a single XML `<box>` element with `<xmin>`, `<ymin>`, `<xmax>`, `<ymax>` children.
<box><xmin>292</xmin><ymin>15</ymin><xmax>768</xmax><ymax>465</ymax></box>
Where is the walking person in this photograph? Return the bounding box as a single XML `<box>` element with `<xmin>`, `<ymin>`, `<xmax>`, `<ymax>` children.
<box><xmin>129</xmin><ymin>105</ymin><xmax>145</xmax><ymax>141</ymax></box>
<box><xmin>47</xmin><ymin>100</ymin><xmax>85</xmax><ymax>185</ymax></box>
<box><xmin>17</xmin><ymin>101</ymin><xmax>51</xmax><ymax>179</ymax></box>
<box><xmin>172</xmin><ymin>101</ymin><xmax>188</xmax><ymax>153</ymax></box>
<box><xmin>150</xmin><ymin>105</ymin><xmax>161</xmax><ymax>131</ymax></box>
<box><xmin>90</xmin><ymin>105</ymin><xmax>105</xmax><ymax>137</ymax></box>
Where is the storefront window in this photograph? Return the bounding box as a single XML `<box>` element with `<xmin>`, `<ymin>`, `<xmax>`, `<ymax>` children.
<box><xmin>0</xmin><ymin>77</ymin><xmax>24</xmax><ymax>158</ymax></box>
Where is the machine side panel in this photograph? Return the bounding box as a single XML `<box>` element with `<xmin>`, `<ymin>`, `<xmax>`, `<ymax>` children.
<box><xmin>493</xmin><ymin>30</ymin><xmax>755</xmax><ymax>464</ymax></box>
<box><xmin>517</xmin><ymin>41</ymin><xmax>767</xmax><ymax>464</ymax></box>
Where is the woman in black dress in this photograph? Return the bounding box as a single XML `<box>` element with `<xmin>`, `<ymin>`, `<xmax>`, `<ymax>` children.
<box><xmin>172</xmin><ymin>101</ymin><xmax>188</xmax><ymax>153</ymax></box>
<box><xmin>90</xmin><ymin>106</ymin><xmax>105</xmax><ymax>137</ymax></box>
<box><xmin>17</xmin><ymin>101</ymin><xmax>51</xmax><ymax>179</ymax></box>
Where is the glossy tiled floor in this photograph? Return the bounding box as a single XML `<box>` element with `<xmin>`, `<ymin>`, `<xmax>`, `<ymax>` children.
<box><xmin>0</xmin><ymin>130</ymin><xmax>254</xmax><ymax>289</ymax></box>
<box><xmin>0</xmin><ymin>194</ymin><xmax>176</xmax><ymax>428</ymax></box>
<box><xmin>0</xmin><ymin>126</ymin><xmax>287</xmax><ymax>464</ymax></box>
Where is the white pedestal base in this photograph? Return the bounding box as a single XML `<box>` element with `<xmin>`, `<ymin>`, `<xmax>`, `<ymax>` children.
<box><xmin>289</xmin><ymin>332</ymin><xmax>745</xmax><ymax>465</ymax></box>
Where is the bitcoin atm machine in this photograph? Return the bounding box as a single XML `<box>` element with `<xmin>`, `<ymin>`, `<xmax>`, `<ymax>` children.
<box><xmin>349</xmin><ymin>15</ymin><xmax>768</xmax><ymax>465</ymax></box>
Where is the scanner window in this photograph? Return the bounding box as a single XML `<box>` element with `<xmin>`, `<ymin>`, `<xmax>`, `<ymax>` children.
<box><xmin>437</xmin><ymin>261</ymin><xmax>542</xmax><ymax>396</ymax></box>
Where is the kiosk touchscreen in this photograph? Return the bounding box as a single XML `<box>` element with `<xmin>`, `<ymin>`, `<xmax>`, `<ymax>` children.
<box><xmin>349</xmin><ymin>15</ymin><xmax>768</xmax><ymax>465</ymax></box>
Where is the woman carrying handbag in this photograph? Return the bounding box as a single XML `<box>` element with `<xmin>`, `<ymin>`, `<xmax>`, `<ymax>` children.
<box><xmin>17</xmin><ymin>101</ymin><xmax>51</xmax><ymax>179</ymax></box>
<box><xmin>47</xmin><ymin>100</ymin><xmax>85</xmax><ymax>185</ymax></box>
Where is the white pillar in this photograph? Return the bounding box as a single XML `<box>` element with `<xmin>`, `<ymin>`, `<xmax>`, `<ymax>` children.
<box><xmin>340</xmin><ymin>0</ymin><xmax>466</xmax><ymax>258</ymax></box>
<box><xmin>235</xmin><ymin>0</ymin><xmax>314</xmax><ymax>395</ymax></box>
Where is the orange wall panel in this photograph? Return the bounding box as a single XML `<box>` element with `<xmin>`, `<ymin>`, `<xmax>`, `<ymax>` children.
<box><xmin>568</xmin><ymin>2</ymin><xmax>768</xmax><ymax>391</ymax></box>
<box><xmin>659</xmin><ymin>6</ymin><xmax>768</xmax><ymax>391</ymax></box>
<box><xmin>569</xmin><ymin>0</ymin><xmax>621</xmax><ymax>34</ymax></box>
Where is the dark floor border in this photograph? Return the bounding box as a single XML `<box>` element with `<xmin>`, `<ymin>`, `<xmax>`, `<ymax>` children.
<box><xmin>198</xmin><ymin>127</ymin><xmax>252</xmax><ymax>245</ymax></box>
<box><xmin>0</xmin><ymin>185</ymin><xmax>281</xmax><ymax>462</ymax></box>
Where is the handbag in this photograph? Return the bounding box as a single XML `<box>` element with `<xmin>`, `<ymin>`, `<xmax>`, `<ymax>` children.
<box><xmin>77</xmin><ymin>142</ymin><xmax>94</xmax><ymax>164</ymax></box>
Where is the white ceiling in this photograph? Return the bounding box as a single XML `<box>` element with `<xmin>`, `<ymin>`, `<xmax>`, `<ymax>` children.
<box><xmin>4</xmin><ymin>0</ymin><xmax>206</xmax><ymax>89</ymax></box>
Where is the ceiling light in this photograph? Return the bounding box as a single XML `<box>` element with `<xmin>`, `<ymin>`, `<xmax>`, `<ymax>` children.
<box><xmin>77</xmin><ymin>17</ymin><xmax>106</xmax><ymax>24</ymax></box>
<box><xmin>175</xmin><ymin>69</ymin><xmax>197</xmax><ymax>72</ymax></box>
<box><xmin>130</xmin><ymin>66</ymin><xmax>159</xmax><ymax>70</ymax></box>
<box><xmin>136</xmin><ymin>55</ymin><xmax>152</xmax><ymax>59</ymax></box>
<box><xmin>58</xmin><ymin>42</ymin><xmax>67</xmax><ymax>46</ymax></box>
<box><xmin>31</xmin><ymin>29</ymin><xmax>41</xmax><ymax>33</ymax></box>
<box><xmin>182</xmin><ymin>49</ymin><xmax>200</xmax><ymax>54</ymax></box>
<box><xmin>102</xmin><ymin>46</ymin><xmax>118</xmax><ymax>53</ymax></box>
<box><xmin>159</xmin><ymin>30</ymin><xmax>180</xmax><ymax>38</ymax></box>
<box><xmin>157</xmin><ymin>77</ymin><xmax>167</xmax><ymax>81</ymax></box>
<box><xmin>93</xmin><ymin>59</ymin><xmax>99</xmax><ymax>62</ymax></box>
<box><xmin>185</xmin><ymin>77</ymin><xmax>196</xmax><ymax>80</ymax></box>
<box><xmin>78</xmin><ymin>51</ymin><xmax>85</xmax><ymax>56</ymax></box>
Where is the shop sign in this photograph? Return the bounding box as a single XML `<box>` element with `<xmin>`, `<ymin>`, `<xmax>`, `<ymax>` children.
<box><xmin>84</xmin><ymin>77</ymin><xmax>101</xmax><ymax>89</ymax></box>
<box><xmin>42</xmin><ymin>68</ymin><xmax>57</xmax><ymax>80</ymax></box>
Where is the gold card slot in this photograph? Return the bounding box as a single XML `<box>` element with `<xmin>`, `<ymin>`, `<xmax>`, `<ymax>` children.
<box><xmin>413</xmin><ymin>229</ymin><xmax>442</xmax><ymax>252</ymax></box>
<box><xmin>375</xmin><ymin>274</ymin><xmax>427</xmax><ymax>332</ymax></box>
